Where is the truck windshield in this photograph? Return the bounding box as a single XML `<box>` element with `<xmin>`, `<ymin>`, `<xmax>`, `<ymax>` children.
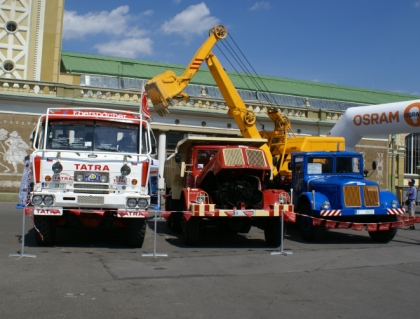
<box><xmin>45</xmin><ymin>120</ymin><xmax>146</xmax><ymax>154</ymax></box>
<box><xmin>336</xmin><ymin>156</ymin><xmax>361</xmax><ymax>174</ymax></box>
<box><xmin>307</xmin><ymin>156</ymin><xmax>332</xmax><ymax>174</ymax></box>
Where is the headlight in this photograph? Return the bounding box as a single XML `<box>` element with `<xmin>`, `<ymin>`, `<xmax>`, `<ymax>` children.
<box><xmin>52</xmin><ymin>162</ymin><xmax>63</xmax><ymax>173</ymax></box>
<box><xmin>321</xmin><ymin>201</ymin><xmax>331</xmax><ymax>210</ymax></box>
<box><xmin>100</xmin><ymin>174</ymin><xmax>108</xmax><ymax>183</ymax></box>
<box><xmin>127</xmin><ymin>198</ymin><xmax>137</xmax><ymax>208</ymax></box>
<box><xmin>138</xmin><ymin>198</ymin><xmax>148</xmax><ymax>208</ymax></box>
<box><xmin>76</xmin><ymin>174</ymin><xmax>83</xmax><ymax>182</ymax></box>
<box><xmin>278</xmin><ymin>194</ymin><xmax>286</xmax><ymax>204</ymax></box>
<box><xmin>32</xmin><ymin>195</ymin><xmax>43</xmax><ymax>205</ymax></box>
<box><xmin>390</xmin><ymin>200</ymin><xmax>398</xmax><ymax>208</ymax></box>
<box><xmin>121</xmin><ymin>164</ymin><xmax>131</xmax><ymax>176</ymax></box>
<box><xmin>43</xmin><ymin>195</ymin><xmax>54</xmax><ymax>206</ymax></box>
<box><xmin>196</xmin><ymin>193</ymin><xmax>205</xmax><ymax>204</ymax></box>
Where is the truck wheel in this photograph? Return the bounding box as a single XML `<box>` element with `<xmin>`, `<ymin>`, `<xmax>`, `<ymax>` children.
<box><xmin>184</xmin><ymin>217</ymin><xmax>200</xmax><ymax>246</ymax></box>
<box><xmin>368</xmin><ymin>228</ymin><xmax>397</xmax><ymax>243</ymax></box>
<box><xmin>128</xmin><ymin>218</ymin><xmax>146</xmax><ymax>248</ymax></box>
<box><xmin>169</xmin><ymin>212</ymin><xmax>183</xmax><ymax>233</ymax></box>
<box><xmin>264</xmin><ymin>217</ymin><xmax>282</xmax><ymax>246</ymax></box>
<box><xmin>298</xmin><ymin>202</ymin><xmax>325</xmax><ymax>242</ymax></box>
<box><xmin>34</xmin><ymin>215</ymin><xmax>56</xmax><ymax>246</ymax></box>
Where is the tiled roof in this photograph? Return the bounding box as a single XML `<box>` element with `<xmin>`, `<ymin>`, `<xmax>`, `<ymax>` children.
<box><xmin>61</xmin><ymin>51</ymin><xmax>420</xmax><ymax>105</ymax></box>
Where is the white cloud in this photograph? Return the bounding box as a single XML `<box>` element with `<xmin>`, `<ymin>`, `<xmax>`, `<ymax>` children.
<box><xmin>249</xmin><ymin>2</ymin><xmax>271</xmax><ymax>11</ymax></box>
<box><xmin>63</xmin><ymin>6</ymin><xmax>132</xmax><ymax>39</ymax></box>
<box><xmin>63</xmin><ymin>6</ymin><xmax>154</xmax><ymax>58</ymax></box>
<box><xmin>94</xmin><ymin>38</ymin><xmax>153</xmax><ymax>59</ymax></box>
<box><xmin>161</xmin><ymin>2</ymin><xmax>220</xmax><ymax>39</ymax></box>
<box><xmin>415</xmin><ymin>1</ymin><xmax>420</xmax><ymax>8</ymax></box>
<box><xmin>173</xmin><ymin>0</ymin><xmax>182</xmax><ymax>3</ymax></box>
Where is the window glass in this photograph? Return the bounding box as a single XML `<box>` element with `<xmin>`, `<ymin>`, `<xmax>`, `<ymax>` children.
<box><xmin>46</xmin><ymin>120</ymin><xmax>142</xmax><ymax>153</ymax></box>
<box><xmin>337</xmin><ymin>156</ymin><xmax>360</xmax><ymax>174</ymax></box>
<box><xmin>307</xmin><ymin>157</ymin><xmax>332</xmax><ymax>174</ymax></box>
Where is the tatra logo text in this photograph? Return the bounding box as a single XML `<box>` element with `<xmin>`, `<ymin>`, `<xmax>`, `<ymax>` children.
<box><xmin>75</xmin><ymin>164</ymin><xmax>110</xmax><ymax>171</ymax></box>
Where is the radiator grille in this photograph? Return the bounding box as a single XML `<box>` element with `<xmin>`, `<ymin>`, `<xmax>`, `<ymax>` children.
<box><xmin>363</xmin><ymin>185</ymin><xmax>380</xmax><ymax>207</ymax></box>
<box><xmin>77</xmin><ymin>196</ymin><xmax>105</xmax><ymax>205</ymax></box>
<box><xmin>73</xmin><ymin>171</ymin><xmax>110</xmax><ymax>194</ymax></box>
<box><xmin>245</xmin><ymin>149</ymin><xmax>267</xmax><ymax>167</ymax></box>
<box><xmin>223</xmin><ymin>149</ymin><xmax>244</xmax><ymax>166</ymax></box>
<box><xmin>343</xmin><ymin>186</ymin><xmax>361</xmax><ymax>207</ymax></box>
<box><xmin>74</xmin><ymin>184</ymin><xmax>109</xmax><ymax>194</ymax></box>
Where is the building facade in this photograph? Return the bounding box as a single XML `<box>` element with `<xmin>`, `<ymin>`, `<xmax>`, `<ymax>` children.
<box><xmin>0</xmin><ymin>1</ymin><xmax>416</xmax><ymax>201</ymax></box>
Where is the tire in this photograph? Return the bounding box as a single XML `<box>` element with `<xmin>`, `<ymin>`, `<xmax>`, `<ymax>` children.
<box><xmin>127</xmin><ymin>218</ymin><xmax>146</xmax><ymax>248</ymax></box>
<box><xmin>165</xmin><ymin>196</ymin><xmax>183</xmax><ymax>232</ymax></box>
<box><xmin>368</xmin><ymin>228</ymin><xmax>397</xmax><ymax>243</ymax></box>
<box><xmin>184</xmin><ymin>217</ymin><xmax>200</xmax><ymax>246</ymax></box>
<box><xmin>298</xmin><ymin>202</ymin><xmax>325</xmax><ymax>242</ymax></box>
<box><xmin>169</xmin><ymin>212</ymin><xmax>183</xmax><ymax>233</ymax></box>
<box><xmin>34</xmin><ymin>215</ymin><xmax>56</xmax><ymax>246</ymax></box>
<box><xmin>264</xmin><ymin>217</ymin><xmax>282</xmax><ymax>247</ymax></box>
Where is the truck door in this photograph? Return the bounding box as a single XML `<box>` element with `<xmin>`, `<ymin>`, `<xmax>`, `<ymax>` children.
<box><xmin>292</xmin><ymin>156</ymin><xmax>305</xmax><ymax>194</ymax></box>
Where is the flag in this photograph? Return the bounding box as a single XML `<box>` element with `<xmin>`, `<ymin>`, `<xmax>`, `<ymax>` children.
<box><xmin>140</xmin><ymin>86</ymin><xmax>151</xmax><ymax>122</ymax></box>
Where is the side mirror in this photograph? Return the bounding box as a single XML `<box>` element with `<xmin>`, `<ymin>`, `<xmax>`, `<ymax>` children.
<box><xmin>175</xmin><ymin>153</ymin><xmax>182</xmax><ymax>163</ymax></box>
<box><xmin>372</xmin><ymin>161</ymin><xmax>377</xmax><ymax>170</ymax></box>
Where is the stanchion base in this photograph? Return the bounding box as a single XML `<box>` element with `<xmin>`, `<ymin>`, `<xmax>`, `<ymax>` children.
<box><xmin>142</xmin><ymin>253</ymin><xmax>168</xmax><ymax>257</ymax></box>
<box><xmin>271</xmin><ymin>250</ymin><xmax>293</xmax><ymax>256</ymax></box>
<box><xmin>9</xmin><ymin>253</ymin><xmax>36</xmax><ymax>259</ymax></box>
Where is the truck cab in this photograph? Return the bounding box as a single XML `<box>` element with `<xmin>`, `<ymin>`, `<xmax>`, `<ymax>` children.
<box><xmin>290</xmin><ymin>151</ymin><xmax>404</xmax><ymax>242</ymax></box>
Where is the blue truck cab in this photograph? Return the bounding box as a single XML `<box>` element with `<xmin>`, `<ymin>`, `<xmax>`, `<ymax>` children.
<box><xmin>290</xmin><ymin>151</ymin><xmax>404</xmax><ymax>242</ymax></box>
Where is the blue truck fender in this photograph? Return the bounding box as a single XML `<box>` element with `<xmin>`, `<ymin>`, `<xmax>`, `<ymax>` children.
<box><xmin>379</xmin><ymin>190</ymin><xmax>403</xmax><ymax>208</ymax></box>
<box><xmin>299</xmin><ymin>192</ymin><xmax>330</xmax><ymax>212</ymax></box>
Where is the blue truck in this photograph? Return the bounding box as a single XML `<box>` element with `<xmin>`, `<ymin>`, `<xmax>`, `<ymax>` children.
<box><xmin>290</xmin><ymin>151</ymin><xmax>405</xmax><ymax>242</ymax></box>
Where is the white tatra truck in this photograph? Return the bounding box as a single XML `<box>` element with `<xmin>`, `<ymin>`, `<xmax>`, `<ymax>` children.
<box><xmin>25</xmin><ymin>107</ymin><xmax>154</xmax><ymax>247</ymax></box>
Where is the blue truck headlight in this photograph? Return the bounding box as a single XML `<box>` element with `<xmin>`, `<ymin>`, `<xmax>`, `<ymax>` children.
<box><xmin>390</xmin><ymin>200</ymin><xmax>398</xmax><ymax>208</ymax></box>
<box><xmin>321</xmin><ymin>201</ymin><xmax>331</xmax><ymax>210</ymax></box>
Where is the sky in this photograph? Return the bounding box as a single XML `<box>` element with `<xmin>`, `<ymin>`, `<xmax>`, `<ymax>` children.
<box><xmin>62</xmin><ymin>0</ymin><xmax>420</xmax><ymax>96</ymax></box>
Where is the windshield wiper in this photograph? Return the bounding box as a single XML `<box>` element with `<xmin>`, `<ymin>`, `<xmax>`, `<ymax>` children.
<box><xmin>95</xmin><ymin>146</ymin><xmax>119</xmax><ymax>152</ymax></box>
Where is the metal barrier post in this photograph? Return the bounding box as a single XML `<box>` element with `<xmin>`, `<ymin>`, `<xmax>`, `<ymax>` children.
<box><xmin>271</xmin><ymin>209</ymin><xmax>292</xmax><ymax>256</ymax></box>
<box><xmin>9</xmin><ymin>208</ymin><xmax>36</xmax><ymax>259</ymax></box>
<box><xmin>143</xmin><ymin>189</ymin><xmax>168</xmax><ymax>258</ymax></box>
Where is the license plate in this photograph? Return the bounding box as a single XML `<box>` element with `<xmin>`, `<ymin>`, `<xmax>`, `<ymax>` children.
<box><xmin>233</xmin><ymin>210</ymin><xmax>254</xmax><ymax>216</ymax></box>
<box><xmin>34</xmin><ymin>207</ymin><xmax>63</xmax><ymax>215</ymax></box>
<box><xmin>356</xmin><ymin>209</ymin><xmax>374</xmax><ymax>215</ymax></box>
<box><xmin>54</xmin><ymin>183</ymin><xmax>65</xmax><ymax>188</ymax></box>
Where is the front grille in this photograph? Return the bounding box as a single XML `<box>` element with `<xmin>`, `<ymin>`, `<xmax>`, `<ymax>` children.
<box><xmin>73</xmin><ymin>171</ymin><xmax>110</xmax><ymax>194</ymax></box>
<box><xmin>245</xmin><ymin>149</ymin><xmax>267</xmax><ymax>167</ymax></box>
<box><xmin>77</xmin><ymin>195</ymin><xmax>105</xmax><ymax>205</ymax></box>
<box><xmin>74</xmin><ymin>184</ymin><xmax>109</xmax><ymax>194</ymax></box>
<box><xmin>363</xmin><ymin>185</ymin><xmax>380</xmax><ymax>207</ymax></box>
<box><xmin>223</xmin><ymin>149</ymin><xmax>244</xmax><ymax>166</ymax></box>
<box><xmin>343</xmin><ymin>186</ymin><xmax>361</xmax><ymax>207</ymax></box>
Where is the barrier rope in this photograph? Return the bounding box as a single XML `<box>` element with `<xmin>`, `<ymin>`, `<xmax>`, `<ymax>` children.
<box><xmin>283</xmin><ymin>211</ymin><xmax>420</xmax><ymax>231</ymax></box>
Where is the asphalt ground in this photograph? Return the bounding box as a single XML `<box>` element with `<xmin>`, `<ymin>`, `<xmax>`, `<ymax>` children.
<box><xmin>1</xmin><ymin>202</ymin><xmax>420</xmax><ymax>319</ymax></box>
